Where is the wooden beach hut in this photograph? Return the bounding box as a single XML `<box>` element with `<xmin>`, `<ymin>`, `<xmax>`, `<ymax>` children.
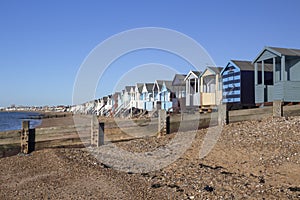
<box><xmin>160</xmin><ymin>81</ymin><xmax>173</xmax><ymax>111</ymax></box>
<box><xmin>152</xmin><ymin>80</ymin><xmax>173</xmax><ymax>111</ymax></box>
<box><xmin>112</xmin><ymin>92</ymin><xmax>122</xmax><ymax>114</ymax></box>
<box><xmin>152</xmin><ymin>80</ymin><xmax>163</xmax><ymax>110</ymax></box>
<box><xmin>122</xmin><ymin>86</ymin><xmax>134</xmax><ymax>109</ymax></box>
<box><xmin>252</xmin><ymin>46</ymin><xmax>300</xmax><ymax>104</ymax></box>
<box><xmin>142</xmin><ymin>83</ymin><xmax>154</xmax><ymax>111</ymax></box>
<box><xmin>172</xmin><ymin>74</ymin><xmax>187</xmax><ymax>109</ymax></box>
<box><xmin>135</xmin><ymin>83</ymin><xmax>144</xmax><ymax>109</ymax></box>
<box><xmin>95</xmin><ymin>98</ymin><xmax>106</xmax><ymax>115</ymax></box>
<box><xmin>221</xmin><ymin>60</ymin><xmax>272</xmax><ymax>109</ymax></box>
<box><xmin>104</xmin><ymin>95</ymin><xmax>113</xmax><ymax>115</ymax></box>
<box><xmin>129</xmin><ymin>86</ymin><xmax>136</xmax><ymax>108</ymax></box>
<box><xmin>184</xmin><ymin>71</ymin><xmax>201</xmax><ymax>107</ymax></box>
<box><xmin>200</xmin><ymin>67</ymin><xmax>223</xmax><ymax>111</ymax></box>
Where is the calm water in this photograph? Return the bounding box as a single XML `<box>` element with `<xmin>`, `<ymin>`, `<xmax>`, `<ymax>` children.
<box><xmin>0</xmin><ymin>112</ymin><xmax>42</xmax><ymax>132</ymax></box>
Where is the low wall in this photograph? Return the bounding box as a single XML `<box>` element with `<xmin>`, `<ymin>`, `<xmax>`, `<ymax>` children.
<box><xmin>228</xmin><ymin>106</ymin><xmax>273</xmax><ymax>123</ymax></box>
<box><xmin>228</xmin><ymin>104</ymin><xmax>300</xmax><ymax>123</ymax></box>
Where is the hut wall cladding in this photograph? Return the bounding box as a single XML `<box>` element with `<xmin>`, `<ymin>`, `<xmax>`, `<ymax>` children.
<box><xmin>222</xmin><ymin>66</ymin><xmax>241</xmax><ymax>103</ymax></box>
<box><xmin>255</xmin><ymin>84</ymin><xmax>271</xmax><ymax>103</ymax></box>
<box><xmin>272</xmin><ymin>57</ymin><xmax>300</xmax><ymax>102</ymax></box>
<box><xmin>289</xmin><ymin>58</ymin><xmax>300</xmax><ymax>80</ymax></box>
<box><xmin>241</xmin><ymin>71</ymin><xmax>255</xmax><ymax>105</ymax></box>
<box><xmin>274</xmin><ymin>81</ymin><xmax>300</xmax><ymax>102</ymax></box>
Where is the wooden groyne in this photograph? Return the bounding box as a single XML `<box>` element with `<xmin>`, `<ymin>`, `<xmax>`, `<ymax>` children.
<box><xmin>1</xmin><ymin>104</ymin><xmax>300</xmax><ymax>158</ymax></box>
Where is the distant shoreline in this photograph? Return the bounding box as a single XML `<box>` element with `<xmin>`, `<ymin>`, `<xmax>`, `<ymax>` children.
<box><xmin>0</xmin><ymin>110</ymin><xmax>71</xmax><ymax>118</ymax></box>
<box><xmin>0</xmin><ymin>111</ymin><xmax>73</xmax><ymax>133</ymax></box>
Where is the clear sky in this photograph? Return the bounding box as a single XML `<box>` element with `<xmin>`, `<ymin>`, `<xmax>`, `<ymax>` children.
<box><xmin>1</xmin><ymin>0</ymin><xmax>300</xmax><ymax>107</ymax></box>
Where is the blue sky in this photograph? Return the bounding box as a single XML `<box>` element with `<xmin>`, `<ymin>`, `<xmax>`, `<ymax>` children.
<box><xmin>1</xmin><ymin>0</ymin><xmax>300</xmax><ymax>107</ymax></box>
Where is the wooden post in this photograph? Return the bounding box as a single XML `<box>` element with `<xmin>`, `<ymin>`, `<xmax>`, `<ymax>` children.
<box><xmin>254</xmin><ymin>62</ymin><xmax>258</xmax><ymax>85</ymax></box>
<box><xmin>281</xmin><ymin>55</ymin><xmax>285</xmax><ymax>81</ymax></box>
<box><xmin>262</xmin><ymin>60</ymin><xmax>265</xmax><ymax>103</ymax></box>
<box><xmin>273</xmin><ymin>57</ymin><xmax>276</xmax><ymax>84</ymax></box>
<box><xmin>91</xmin><ymin>116</ymin><xmax>104</xmax><ymax>147</ymax></box>
<box><xmin>20</xmin><ymin>121</ymin><xmax>35</xmax><ymax>154</ymax></box>
<box><xmin>99</xmin><ymin>122</ymin><xmax>104</xmax><ymax>146</ymax></box>
<box><xmin>273</xmin><ymin>100</ymin><xmax>283</xmax><ymax>117</ymax></box>
<box><xmin>218</xmin><ymin>104</ymin><xmax>228</xmax><ymax>125</ymax></box>
<box><xmin>158</xmin><ymin>110</ymin><xmax>170</xmax><ymax>137</ymax></box>
<box><xmin>166</xmin><ymin>115</ymin><xmax>170</xmax><ymax>134</ymax></box>
<box><xmin>156</xmin><ymin>101</ymin><xmax>161</xmax><ymax>110</ymax></box>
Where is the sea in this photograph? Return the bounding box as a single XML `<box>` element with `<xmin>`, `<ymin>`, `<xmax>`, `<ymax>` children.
<box><xmin>0</xmin><ymin>112</ymin><xmax>42</xmax><ymax>132</ymax></box>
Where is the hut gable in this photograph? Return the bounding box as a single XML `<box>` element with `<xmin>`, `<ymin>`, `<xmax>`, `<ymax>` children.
<box><xmin>172</xmin><ymin>74</ymin><xmax>186</xmax><ymax>86</ymax></box>
<box><xmin>142</xmin><ymin>83</ymin><xmax>155</xmax><ymax>93</ymax></box>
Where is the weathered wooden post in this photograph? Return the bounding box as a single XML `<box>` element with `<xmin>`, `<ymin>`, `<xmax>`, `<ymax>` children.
<box><xmin>166</xmin><ymin>114</ymin><xmax>170</xmax><ymax>134</ymax></box>
<box><xmin>158</xmin><ymin>110</ymin><xmax>170</xmax><ymax>137</ymax></box>
<box><xmin>20</xmin><ymin>121</ymin><xmax>35</xmax><ymax>154</ymax></box>
<box><xmin>91</xmin><ymin>116</ymin><xmax>97</xmax><ymax>146</ymax></box>
<box><xmin>273</xmin><ymin>100</ymin><xmax>283</xmax><ymax>117</ymax></box>
<box><xmin>91</xmin><ymin>116</ymin><xmax>104</xmax><ymax>147</ymax></box>
<box><xmin>99</xmin><ymin>122</ymin><xmax>105</xmax><ymax>146</ymax></box>
<box><xmin>218</xmin><ymin>104</ymin><xmax>229</xmax><ymax>125</ymax></box>
<box><xmin>156</xmin><ymin>101</ymin><xmax>161</xmax><ymax>110</ymax></box>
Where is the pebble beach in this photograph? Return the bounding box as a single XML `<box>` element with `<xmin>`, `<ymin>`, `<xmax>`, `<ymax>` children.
<box><xmin>0</xmin><ymin>114</ymin><xmax>299</xmax><ymax>199</ymax></box>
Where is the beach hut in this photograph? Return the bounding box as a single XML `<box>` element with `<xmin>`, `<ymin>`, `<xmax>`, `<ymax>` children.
<box><xmin>97</xmin><ymin>96</ymin><xmax>108</xmax><ymax>116</ymax></box>
<box><xmin>112</xmin><ymin>92</ymin><xmax>122</xmax><ymax>114</ymax></box>
<box><xmin>134</xmin><ymin>83</ymin><xmax>144</xmax><ymax>109</ymax></box>
<box><xmin>252</xmin><ymin>46</ymin><xmax>300</xmax><ymax>104</ymax></box>
<box><xmin>95</xmin><ymin>98</ymin><xmax>105</xmax><ymax>115</ymax></box>
<box><xmin>121</xmin><ymin>86</ymin><xmax>134</xmax><ymax>109</ymax></box>
<box><xmin>221</xmin><ymin>60</ymin><xmax>272</xmax><ymax>109</ymax></box>
<box><xmin>160</xmin><ymin>81</ymin><xmax>173</xmax><ymax>111</ymax></box>
<box><xmin>142</xmin><ymin>83</ymin><xmax>155</xmax><ymax>111</ymax></box>
<box><xmin>103</xmin><ymin>95</ymin><xmax>113</xmax><ymax>116</ymax></box>
<box><xmin>172</xmin><ymin>74</ymin><xmax>187</xmax><ymax>109</ymax></box>
<box><xmin>129</xmin><ymin>86</ymin><xmax>136</xmax><ymax>108</ymax></box>
<box><xmin>200</xmin><ymin>67</ymin><xmax>223</xmax><ymax>111</ymax></box>
<box><xmin>152</xmin><ymin>80</ymin><xmax>173</xmax><ymax>111</ymax></box>
<box><xmin>184</xmin><ymin>71</ymin><xmax>202</xmax><ymax>107</ymax></box>
<box><xmin>84</xmin><ymin>100</ymin><xmax>95</xmax><ymax>114</ymax></box>
<box><xmin>152</xmin><ymin>80</ymin><xmax>163</xmax><ymax>109</ymax></box>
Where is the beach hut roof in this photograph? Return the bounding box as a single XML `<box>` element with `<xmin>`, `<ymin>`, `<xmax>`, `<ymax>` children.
<box><xmin>144</xmin><ymin>83</ymin><xmax>154</xmax><ymax>92</ymax></box>
<box><xmin>172</xmin><ymin>74</ymin><xmax>187</xmax><ymax>86</ymax></box>
<box><xmin>125</xmin><ymin>86</ymin><xmax>134</xmax><ymax>92</ymax></box>
<box><xmin>136</xmin><ymin>83</ymin><xmax>144</xmax><ymax>93</ymax></box>
<box><xmin>253</xmin><ymin>46</ymin><xmax>300</xmax><ymax>63</ymax></box>
<box><xmin>184</xmin><ymin>70</ymin><xmax>202</xmax><ymax>81</ymax></box>
<box><xmin>207</xmin><ymin>66</ymin><xmax>223</xmax><ymax>74</ymax></box>
<box><xmin>224</xmin><ymin>60</ymin><xmax>273</xmax><ymax>72</ymax></box>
